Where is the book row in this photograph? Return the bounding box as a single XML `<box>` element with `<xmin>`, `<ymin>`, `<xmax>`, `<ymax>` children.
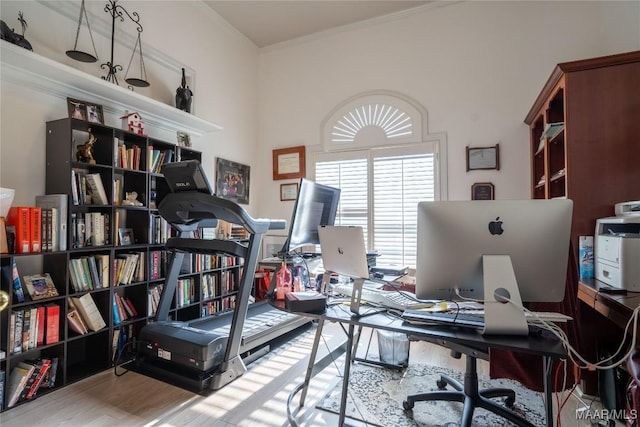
<box><xmin>201</xmin><ymin>295</ymin><xmax>237</xmax><ymax>317</ymax></box>
<box><xmin>71</xmin><ymin>169</ymin><xmax>109</xmax><ymax>206</ymax></box>
<box><xmin>71</xmin><ymin>212</ymin><xmax>110</xmax><ymax>248</ymax></box>
<box><xmin>112</xmin><ymin>293</ymin><xmax>139</xmax><ymax>325</ymax></box>
<box><xmin>4</xmin><ymin>357</ymin><xmax>59</xmax><ymax>409</ymax></box>
<box><xmin>67</xmin><ymin>293</ymin><xmax>107</xmax><ymax>335</ymax></box>
<box><xmin>9</xmin><ymin>304</ymin><xmax>60</xmax><ymax>355</ymax></box>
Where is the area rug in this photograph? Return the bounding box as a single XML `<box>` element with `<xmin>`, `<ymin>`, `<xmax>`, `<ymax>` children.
<box><xmin>317</xmin><ymin>362</ymin><xmax>546</xmax><ymax>426</ymax></box>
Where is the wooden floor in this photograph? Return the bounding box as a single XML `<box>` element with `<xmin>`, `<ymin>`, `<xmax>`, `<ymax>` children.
<box><xmin>0</xmin><ymin>321</ymin><xmax>599</xmax><ymax>426</ymax></box>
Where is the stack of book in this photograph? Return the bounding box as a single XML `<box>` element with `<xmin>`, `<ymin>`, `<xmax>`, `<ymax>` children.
<box><xmin>6</xmin><ymin>358</ymin><xmax>57</xmax><ymax>408</ymax></box>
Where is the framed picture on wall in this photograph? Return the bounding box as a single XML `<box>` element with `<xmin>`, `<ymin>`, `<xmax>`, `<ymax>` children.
<box><xmin>466</xmin><ymin>144</ymin><xmax>500</xmax><ymax>171</ymax></box>
<box><xmin>471</xmin><ymin>182</ymin><xmax>495</xmax><ymax>200</ymax></box>
<box><xmin>216</xmin><ymin>157</ymin><xmax>250</xmax><ymax>204</ymax></box>
<box><xmin>280</xmin><ymin>182</ymin><xmax>298</xmax><ymax>201</ymax></box>
<box><xmin>272</xmin><ymin>145</ymin><xmax>306</xmax><ymax>180</ymax></box>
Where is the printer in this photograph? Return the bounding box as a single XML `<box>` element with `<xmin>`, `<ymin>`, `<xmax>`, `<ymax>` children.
<box><xmin>594</xmin><ymin>202</ymin><xmax>640</xmax><ymax>291</ymax></box>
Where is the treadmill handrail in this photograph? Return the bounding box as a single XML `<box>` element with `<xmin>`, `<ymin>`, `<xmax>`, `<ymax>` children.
<box><xmin>158</xmin><ymin>192</ymin><xmax>286</xmax><ymax>234</ymax></box>
<box><xmin>166</xmin><ymin>237</ymin><xmax>248</xmax><ymax>258</ymax></box>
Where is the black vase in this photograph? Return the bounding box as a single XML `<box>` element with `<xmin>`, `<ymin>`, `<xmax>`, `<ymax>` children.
<box><xmin>175</xmin><ymin>68</ymin><xmax>193</xmax><ymax>113</ymax></box>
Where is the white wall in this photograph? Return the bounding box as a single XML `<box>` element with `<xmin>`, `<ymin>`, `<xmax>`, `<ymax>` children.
<box><xmin>2</xmin><ymin>1</ymin><xmax>639</xmax><ymax>229</ymax></box>
<box><xmin>256</xmin><ymin>0</ymin><xmax>640</xmax><ymax>229</ymax></box>
<box><xmin>1</xmin><ymin>1</ymin><xmax>260</xmax><ymax>214</ymax></box>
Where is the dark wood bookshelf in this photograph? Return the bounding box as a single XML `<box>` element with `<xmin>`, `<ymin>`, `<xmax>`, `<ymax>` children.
<box><xmin>0</xmin><ymin>118</ymin><xmax>240</xmax><ymax>412</ymax></box>
<box><xmin>525</xmin><ymin>50</ymin><xmax>640</xmax><ymax>395</ymax></box>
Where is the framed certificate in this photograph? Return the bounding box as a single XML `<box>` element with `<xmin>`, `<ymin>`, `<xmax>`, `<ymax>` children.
<box><xmin>280</xmin><ymin>182</ymin><xmax>298</xmax><ymax>201</ymax></box>
<box><xmin>273</xmin><ymin>145</ymin><xmax>306</xmax><ymax>180</ymax></box>
<box><xmin>466</xmin><ymin>144</ymin><xmax>500</xmax><ymax>171</ymax></box>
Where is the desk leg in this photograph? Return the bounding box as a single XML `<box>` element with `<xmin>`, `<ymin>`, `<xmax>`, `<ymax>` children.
<box><xmin>300</xmin><ymin>318</ymin><xmax>325</xmax><ymax>407</ymax></box>
<box><xmin>338</xmin><ymin>323</ymin><xmax>356</xmax><ymax>426</ymax></box>
<box><xmin>543</xmin><ymin>356</ymin><xmax>553</xmax><ymax>427</ymax></box>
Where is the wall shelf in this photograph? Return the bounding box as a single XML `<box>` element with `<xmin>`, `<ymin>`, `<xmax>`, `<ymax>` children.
<box><xmin>0</xmin><ymin>41</ymin><xmax>222</xmax><ymax>137</ymax></box>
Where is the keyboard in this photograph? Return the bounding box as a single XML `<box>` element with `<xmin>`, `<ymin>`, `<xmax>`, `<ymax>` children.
<box><xmin>402</xmin><ymin>310</ymin><xmax>485</xmax><ymax>328</ymax></box>
<box><xmin>402</xmin><ymin>309</ymin><xmax>572</xmax><ymax>328</ymax></box>
<box><xmin>332</xmin><ymin>283</ymin><xmax>433</xmax><ymax>311</ymax></box>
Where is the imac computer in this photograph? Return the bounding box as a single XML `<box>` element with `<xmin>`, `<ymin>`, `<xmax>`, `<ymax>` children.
<box><xmin>278</xmin><ymin>178</ymin><xmax>341</xmax><ymax>256</ymax></box>
<box><xmin>415</xmin><ymin>199</ymin><xmax>573</xmax><ymax>335</ymax></box>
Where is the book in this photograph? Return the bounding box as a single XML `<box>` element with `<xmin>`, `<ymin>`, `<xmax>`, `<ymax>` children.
<box><xmin>66</xmin><ymin>308</ymin><xmax>88</xmax><ymax>335</ymax></box>
<box><xmin>21</xmin><ymin>307</ymin><xmax>31</xmax><ymax>352</ymax></box>
<box><xmin>7</xmin><ymin>206</ymin><xmax>31</xmax><ymax>253</ymax></box>
<box><xmin>71</xmin><ymin>293</ymin><xmax>106</xmax><ymax>332</ymax></box>
<box><xmin>45</xmin><ymin>303</ymin><xmax>60</xmax><ymax>345</ymax></box>
<box><xmin>17</xmin><ymin>359</ymin><xmax>41</xmax><ymax>402</ymax></box>
<box><xmin>41</xmin><ymin>357</ymin><xmax>59</xmax><ymax>388</ymax></box>
<box><xmin>23</xmin><ymin>273</ymin><xmax>59</xmax><ymax>301</ymax></box>
<box><xmin>40</xmin><ymin>207</ymin><xmax>51</xmax><ymax>251</ymax></box>
<box><xmin>85</xmin><ymin>173</ymin><xmax>109</xmax><ymax>205</ymax></box>
<box><xmin>35</xmin><ymin>194</ymin><xmax>68</xmax><ymax>251</ymax></box>
<box><xmin>29</xmin><ymin>206</ymin><xmax>42</xmax><ymax>253</ymax></box>
<box><xmin>24</xmin><ymin>358</ymin><xmax>51</xmax><ymax>400</ymax></box>
<box><xmin>27</xmin><ymin>307</ymin><xmax>38</xmax><ymax>350</ymax></box>
<box><xmin>36</xmin><ymin>305</ymin><xmax>46</xmax><ymax>346</ymax></box>
<box><xmin>1</xmin><ymin>260</ymin><xmax>25</xmax><ymax>302</ymax></box>
<box><xmin>12</xmin><ymin>309</ymin><xmax>23</xmax><ymax>354</ymax></box>
<box><xmin>7</xmin><ymin>361</ymin><xmax>36</xmax><ymax>407</ymax></box>
<box><xmin>96</xmin><ymin>254</ymin><xmax>110</xmax><ymax>288</ymax></box>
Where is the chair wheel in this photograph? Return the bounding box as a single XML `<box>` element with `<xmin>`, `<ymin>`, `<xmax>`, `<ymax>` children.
<box><xmin>504</xmin><ymin>396</ymin><xmax>515</xmax><ymax>408</ymax></box>
<box><xmin>436</xmin><ymin>379</ymin><xmax>447</xmax><ymax>390</ymax></box>
<box><xmin>403</xmin><ymin>400</ymin><xmax>414</xmax><ymax>410</ymax></box>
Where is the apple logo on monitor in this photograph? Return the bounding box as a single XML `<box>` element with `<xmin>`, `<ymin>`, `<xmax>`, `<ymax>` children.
<box><xmin>488</xmin><ymin>217</ymin><xmax>504</xmax><ymax>235</ymax></box>
<box><xmin>338</xmin><ymin>247</ymin><xmax>344</xmax><ymax>254</ymax></box>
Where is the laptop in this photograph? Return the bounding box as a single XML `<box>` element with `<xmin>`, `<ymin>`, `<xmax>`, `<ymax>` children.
<box><xmin>318</xmin><ymin>225</ymin><xmax>374</xmax><ymax>315</ymax></box>
<box><xmin>317</xmin><ymin>225</ymin><xmax>370</xmax><ymax>279</ymax></box>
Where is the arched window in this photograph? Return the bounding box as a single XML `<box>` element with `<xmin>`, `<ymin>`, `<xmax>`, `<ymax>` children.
<box><xmin>313</xmin><ymin>91</ymin><xmax>447</xmax><ymax>267</ymax></box>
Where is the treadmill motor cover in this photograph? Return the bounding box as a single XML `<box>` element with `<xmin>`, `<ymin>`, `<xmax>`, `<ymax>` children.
<box><xmin>138</xmin><ymin>321</ymin><xmax>228</xmax><ymax>372</ymax></box>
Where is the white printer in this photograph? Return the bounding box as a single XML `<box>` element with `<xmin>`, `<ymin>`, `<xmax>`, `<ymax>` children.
<box><xmin>594</xmin><ymin>202</ymin><xmax>640</xmax><ymax>290</ymax></box>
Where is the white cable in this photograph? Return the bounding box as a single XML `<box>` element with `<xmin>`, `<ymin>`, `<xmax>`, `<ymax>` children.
<box><xmin>453</xmin><ymin>287</ymin><xmax>639</xmax><ymax>372</ymax></box>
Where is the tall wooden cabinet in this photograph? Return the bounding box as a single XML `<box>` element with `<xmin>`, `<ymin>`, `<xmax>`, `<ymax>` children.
<box><xmin>525</xmin><ymin>50</ymin><xmax>640</xmax><ymax>250</ymax></box>
<box><xmin>525</xmin><ymin>50</ymin><xmax>640</xmax><ymax>394</ymax></box>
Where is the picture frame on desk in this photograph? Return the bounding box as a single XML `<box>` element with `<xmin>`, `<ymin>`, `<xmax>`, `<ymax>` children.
<box><xmin>118</xmin><ymin>228</ymin><xmax>134</xmax><ymax>246</ymax></box>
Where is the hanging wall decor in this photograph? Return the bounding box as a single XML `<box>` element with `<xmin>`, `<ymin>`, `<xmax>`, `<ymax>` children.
<box><xmin>216</xmin><ymin>158</ymin><xmax>250</xmax><ymax>205</ymax></box>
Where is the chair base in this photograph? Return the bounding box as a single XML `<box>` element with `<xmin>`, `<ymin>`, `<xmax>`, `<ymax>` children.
<box><xmin>402</xmin><ymin>354</ymin><xmax>536</xmax><ymax>427</ymax></box>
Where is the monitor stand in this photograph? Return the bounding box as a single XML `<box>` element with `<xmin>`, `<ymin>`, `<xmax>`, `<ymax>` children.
<box><xmin>481</xmin><ymin>255</ymin><xmax>529</xmax><ymax>336</ymax></box>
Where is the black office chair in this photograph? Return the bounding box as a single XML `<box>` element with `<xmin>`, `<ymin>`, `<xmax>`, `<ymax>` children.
<box><xmin>402</xmin><ymin>350</ymin><xmax>535</xmax><ymax>427</ymax></box>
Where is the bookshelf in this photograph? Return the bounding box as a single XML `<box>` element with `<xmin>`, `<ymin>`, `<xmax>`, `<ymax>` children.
<box><xmin>0</xmin><ymin>118</ymin><xmax>243</xmax><ymax>411</ymax></box>
<box><xmin>524</xmin><ymin>50</ymin><xmax>640</xmax><ymax>394</ymax></box>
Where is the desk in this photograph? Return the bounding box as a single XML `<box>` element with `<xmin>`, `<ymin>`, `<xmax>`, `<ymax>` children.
<box><xmin>270</xmin><ymin>298</ymin><xmax>566</xmax><ymax>427</ymax></box>
<box><xmin>578</xmin><ymin>279</ymin><xmax>640</xmax><ymax>337</ymax></box>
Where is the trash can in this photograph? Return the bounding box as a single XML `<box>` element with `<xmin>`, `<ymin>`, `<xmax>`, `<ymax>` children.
<box><xmin>377</xmin><ymin>330</ymin><xmax>409</xmax><ymax>366</ymax></box>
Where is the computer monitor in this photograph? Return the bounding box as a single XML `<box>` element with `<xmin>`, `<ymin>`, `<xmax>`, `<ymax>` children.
<box><xmin>415</xmin><ymin>199</ymin><xmax>573</xmax><ymax>335</ymax></box>
<box><xmin>279</xmin><ymin>178</ymin><xmax>341</xmax><ymax>255</ymax></box>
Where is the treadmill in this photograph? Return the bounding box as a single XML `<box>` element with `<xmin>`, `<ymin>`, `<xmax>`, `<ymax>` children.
<box><xmin>136</xmin><ymin>160</ymin><xmax>310</xmax><ymax>392</ymax></box>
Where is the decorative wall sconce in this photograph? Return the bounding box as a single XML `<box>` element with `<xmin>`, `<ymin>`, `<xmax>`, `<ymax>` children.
<box><xmin>66</xmin><ymin>0</ymin><xmax>149</xmax><ymax>88</ymax></box>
